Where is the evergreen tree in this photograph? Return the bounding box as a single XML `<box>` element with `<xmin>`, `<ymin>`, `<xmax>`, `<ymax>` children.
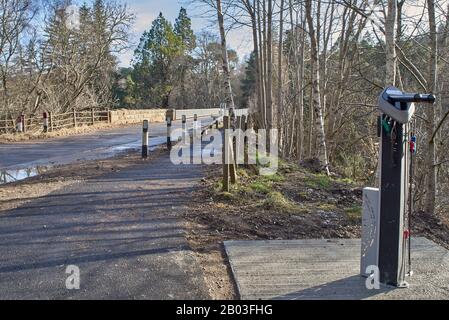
<box><xmin>132</xmin><ymin>12</ymin><xmax>183</xmax><ymax>107</ymax></box>
<box><xmin>174</xmin><ymin>7</ymin><xmax>196</xmax><ymax>52</ymax></box>
<box><xmin>241</xmin><ymin>52</ymin><xmax>257</xmax><ymax>108</ymax></box>
<box><xmin>174</xmin><ymin>8</ymin><xmax>196</xmax><ymax>108</ymax></box>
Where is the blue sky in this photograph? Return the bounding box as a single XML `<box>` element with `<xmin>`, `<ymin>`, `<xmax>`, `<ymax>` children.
<box><xmin>119</xmin><ymin>0</ymin><xmax>253</xmax><ymax>67</ymax></box>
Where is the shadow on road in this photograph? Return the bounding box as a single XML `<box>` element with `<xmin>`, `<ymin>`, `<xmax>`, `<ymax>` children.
<box><xmin>0</xmin><ymin>151</ymin><xmax>209</xmax><ymax>299</ymax></box>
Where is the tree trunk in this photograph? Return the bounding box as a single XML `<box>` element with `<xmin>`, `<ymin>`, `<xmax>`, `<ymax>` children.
<box><xmin>216</xmin><ymin>0</ymin><xmax>235</xmax><ymax>109</ymax></box>
<box><xmin>266</xmin><ymin>0</ymin><xmax>273</xmax><ymax>130</ymax></box>
<box><xmin>295</xmin><ymin>1</ymin><xmax>305</xmax><ymax>161</ymax></box>
<box><xmin>385</xmin><ymin>0</ymin><xmax>397</xmax><ymax>86</ymax></box>
<box><xmin>276</xmin><ymin>0</ymin><xmax>285</xmax><ymax>132</ymax></box>
<box><xmin>424</xmin><ymin>0</ymin><xmax>438</xmax><ymax>215</ymax></box>
<box><xmin>247</xmin><ymin>1</ymin><xmax>262</xmax><ymax>123</ymax></box>
<box><xmin>257</xmin><ymin>0</ymin><xmax>266</xmax><ymax>128</ymax></box>
<box><xmin>305</xmin><ymin>0</ymin><xmax>330</xmax><ymax>175</ymax></box>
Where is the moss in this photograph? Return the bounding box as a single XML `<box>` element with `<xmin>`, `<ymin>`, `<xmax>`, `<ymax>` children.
<box><xmin>345</xmin><ymin>205</ymin><xmax>362</xmax><ymax>222</ymax></box>
<box><xmin>237</xmin><ymin>169</ymin><xmax>250</xmax><ymax>179</ymax></box>
<box><xmin>250</xmin><ymin>181</ymin><xmax>272</xmax><ymax>194</ymax></box>
<box><xmin>256</xmin><ymin>153</ymin><xmax>271</xmax><ymax>168</ymax></box>
<box><xmin>239</xmin><ymin>185</ymin><xmax>254</xmax><ymax>194</ymax></box>
<box><xmin>335</xmin><ymin>177</ymin><xmax>357</xmax><ymax>185</ymax></box>
<box><xmin>247</xmin><ymin>171</ymin><xmax>285</xmax><ymax>194</ymax></box>
<box><xmin>263</xmin><ymin>191</ymin><xmax>302</xmax><ymax>213</ymax></box>
<box><xmin>260</xmin><ymin>173</ymin><xmax>285</xmax><ymax>183</ymax></box>
<box><xmin>279</xmin><ymin>160</ymin><xmax>299</xmax><ymax>174</ymax></box>
<box><xmin>317</xmin><ymin>203</ymin><xmax>338</xmax><ymax>211</ymax></box>
<box><xmin>220</xmin><ymin>192</ymin><xmax>235</xmax><ymax>201</ymax></box>
<box><xmin>314</xmin><ymin>174</ymin><xmax>333</xmax><ymax>188</ymax></box>
<box><xmin>304</xmin><ymin>173</ymin><xmax>333</xmax><ymax>189</ymax></box>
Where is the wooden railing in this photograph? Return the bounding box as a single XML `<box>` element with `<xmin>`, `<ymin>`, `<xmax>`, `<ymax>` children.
<box><xmin>0</xmin><ymin>109</ymin><xmax>110</xmax><ymax>134</ymax></box>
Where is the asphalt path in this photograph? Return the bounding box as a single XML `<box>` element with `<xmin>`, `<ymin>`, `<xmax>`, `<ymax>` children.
<box><xmin>0</xmin><ymin>147</ymin><xmax>211</xmax><ymax>299</ymax></box>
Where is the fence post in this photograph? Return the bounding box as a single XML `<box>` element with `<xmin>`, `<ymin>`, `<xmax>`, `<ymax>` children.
<box><xmin>142</xmin><ymin>120</ymin><xmax>149</xmax><ymax>158</ymax></box>
<box><xmin>21</xmin><ymin>113</ymin><xmax>25</xmax><ymax>133</ymax></box>
<box><xmin>49</xmin><ymin>112</ymin><xmax>54</xmax><ymax>132</ymax></box>
<box><xmin>241</xmin><ymin>115</ymin><xmax>247</xmax><ymax>131</ymax></box>
<box><xmin>43</xmin><ymin>112</ymin><xmax>49</xmax><ymax>133</ymax></box>
<box><xmin>107</xmin><ymin>108</ymin><xmax>111</xmax><ymax>124</ymax></box>
<box><xmin>14</xmin><ymin>117</ymin><xmax>19</xmax><ymax>133</ymax></box>
<box><xmin>91</xmin><ymin>108</ymin><xmax>95</xmax><ymax>125</ymax></box>
<box><xmin>166</xmin><ymin>115</ymin><xmax>172</xmax><ymax>150</ymax></box>
<box><xmin>230</xmin><ymin>146</ymin><xmax>237</xmax><ymax>184</ymax></box>
<box><xmin>182</xmin><ymin>115</ymin><xmax>187</xmax><ymax>142</ymax></box>
<box><xmin>73</xmin><ymin>109</ymin><xmax>77</xmax><ymax>128</ymax></box>
<box><xmin>222</xmin><ymin>115</ymin><xmax>230</xmax><ymax>192</ymax></box>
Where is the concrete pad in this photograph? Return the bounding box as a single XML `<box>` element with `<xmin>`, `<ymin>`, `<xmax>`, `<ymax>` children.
<box><xmin>224</xmin><ymin>238</ymin><xmax>449</xmax><ymax>300</ymax></box>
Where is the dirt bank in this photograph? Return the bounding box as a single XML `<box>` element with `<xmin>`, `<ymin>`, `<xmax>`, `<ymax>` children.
<box><xmin>183</xmin><ymin>162</ymin><xmax>449</xmax><ymax>299</ymax></box>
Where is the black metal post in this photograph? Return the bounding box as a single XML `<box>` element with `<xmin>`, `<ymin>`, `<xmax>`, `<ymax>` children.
<box><xmin>167</xmin><ymin>116</ymin><xmax>172</xmax><ymax>150</ymax></box>
<box><xmin>378</xmin><ymin>115</ymin><xmax>407</xmax><ymax>287</ymax></box>
<box><xmin>142</xmin><ymin>120</ymin><xmax>149</xmax><ymax>158</ymax></box>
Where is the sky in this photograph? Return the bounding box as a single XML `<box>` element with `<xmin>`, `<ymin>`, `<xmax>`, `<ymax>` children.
<box><xmin>119</xmin><ymin>0</ymin><xmax>253</xmax><ymax>67</ymax></box>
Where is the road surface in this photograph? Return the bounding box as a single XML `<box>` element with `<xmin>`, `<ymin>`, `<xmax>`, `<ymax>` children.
<box><xmin>0</xmin><ymin>117</ymin><xmax>214</xmax><ymax>170</ymax></box>
<box><xmin>0</xmin><ymin>143</ymin><xmax>211</xmax><ymax>299</ymax></box>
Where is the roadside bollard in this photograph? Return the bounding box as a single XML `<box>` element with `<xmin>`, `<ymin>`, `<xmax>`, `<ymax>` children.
<box><xmin>193</xmin><ymin>114</ymin><xmax>198</xmax><ymax>138</ymax></box>
<box><xmin>242</xmin><ymin>115</ymin><xmax>248</xmax><ymax>165</ymax></box>
<box><xmin>182</xmin><ymin>115</ymin><xmax>187</xmax><ymax>142</ymax></box>
<box><xmin>142</xmin><ymin>120</ymin><xmax>149</xmax><ymax>159</ymax></box>
<box><xmin>43</xmin><ymin>112</ymin><xmax>49</xmax><ymax>133</ymax></box>
<box><xmin>167</xmin><ymin>116</ymin><xmax>172</xmax><ymax>150</ymax></box>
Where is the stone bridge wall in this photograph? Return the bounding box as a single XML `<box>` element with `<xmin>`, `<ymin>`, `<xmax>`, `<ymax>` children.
<box><xmin>109</xmin><ymin>108</ymin><xmax>223</xmax><ymax>124</ymax></box>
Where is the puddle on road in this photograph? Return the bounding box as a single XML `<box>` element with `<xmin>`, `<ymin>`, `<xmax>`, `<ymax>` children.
<box><xmin>0</xmin><ymin>166</ymin><xmax>49</xmax><ymax>185</ymax></box>
<box><xmin>0</xmin><ymin>123</ymin><xmax>217</xmax><ymax>186</ymax></box>
<box><xmin>0</xmin><ymin>137</ymin><xmax>163</xmax><ymax>185</ymax></box>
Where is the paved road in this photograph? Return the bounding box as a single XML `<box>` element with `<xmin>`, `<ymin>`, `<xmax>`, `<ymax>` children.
<box><xmin>0</xmin><ymin>117</ymin><xmax>214</xmax><ymax>170</ymax></box>
<box><xmin>0</xmin><ymin>149</ymin><xmax>210</xmax><ymax>299</ymax></box>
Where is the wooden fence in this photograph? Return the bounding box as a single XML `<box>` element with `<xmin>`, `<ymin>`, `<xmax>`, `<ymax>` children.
<box><xmin>0</xmin><ymin>107</ymin><xmax>249</xmax><ymax>134</ymax></box>
<box><xmin>0</xmin><ymin>109</ymin><xmax>110</xmax><ymax>134</ymax></box>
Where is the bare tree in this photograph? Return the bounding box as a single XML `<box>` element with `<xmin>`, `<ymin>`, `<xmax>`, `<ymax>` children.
<box><xmin>216</xmin><ymin>0</ymin><xmax>235</xmax><ymax>109</ymax></box>
<box><xmin>0</xmin><ymin>0</ymin><xmax>35</xmax><ymax>116</ymax></box>
<box><xmin>424</xmin><ymin>0</ymin><xmax>438</xmax><ymax>214</ymax></box>
<box><xmin>305</xmin><ymin>0</ymin><xmax>330</xmax><ymax>175</ymax></box>
<box><xmin>385</xmin><ymin>0</ymin><xmax>397</xmax><ymax>86</ymax></box>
